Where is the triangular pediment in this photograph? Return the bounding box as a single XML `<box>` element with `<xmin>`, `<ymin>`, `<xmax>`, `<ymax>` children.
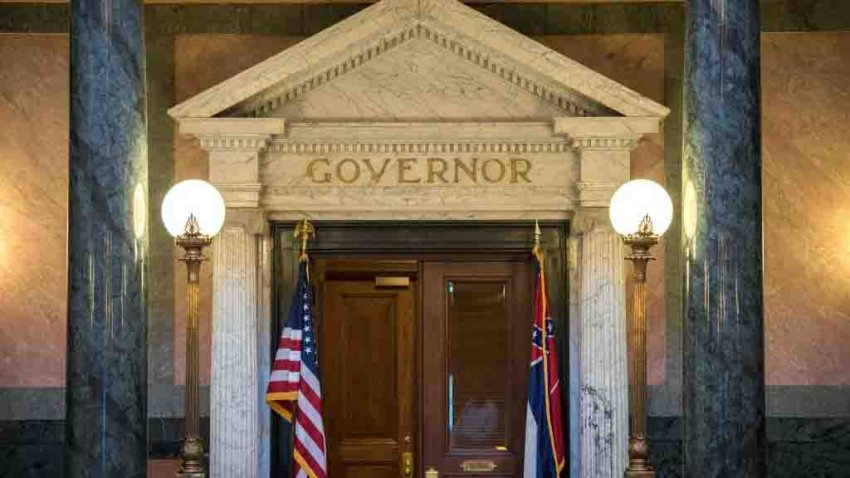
<box><xmin>268</xmin><ymin>39</ymin><xmax>571</xmax><ymax>121</ymax></box>
<box><xmin>168</xmin><ymin>0</ymin><xmax>669</xmax><ymax>121</ymax></box>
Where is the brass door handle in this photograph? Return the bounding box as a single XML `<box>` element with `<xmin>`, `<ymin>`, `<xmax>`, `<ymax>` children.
<box><xmin>402</xmin><ymin>452</ymin><xmax>413</xmax><ymax>477</ymax></box>
<box><xmin>425</xmin><ymin>467</ymin><xmax>439</xmax><ymax>478</ymax></box>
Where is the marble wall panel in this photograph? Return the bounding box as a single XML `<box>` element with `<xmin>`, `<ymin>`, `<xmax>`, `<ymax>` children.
<box><xmin>541</xmin><ymin>34</ymin><xmax>667</xmax><ymax>385</ymax></box>
<box><xmin>0</xmin><ymin>34</ymin><xmax>68</xmax><ymax>388</ymax></box>
<box><xmin>172</xmin><ymin>34</ymin><xmax>300</xmax><ymax>385</ymax></box>
<box><xmin>762</xmin><ymin>32</ymin><xmax>850</xmax><ymax>386</ymax></box>
<box><xmin>4</xmin><ymin>26</ymin><xmax>847</xmax><ymax>407</ymax></box>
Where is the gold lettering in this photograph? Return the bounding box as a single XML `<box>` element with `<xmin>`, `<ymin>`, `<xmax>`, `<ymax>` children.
<box><xmin>482</xmin><ymin>159</ymin><xmax>506</xmax><ymax>183</ymax></box>
<box><xmin>336</xmin><ymin>158</ymin><xmax>361</xmax><ymax>183</ymax></box>
<box><xmin>510</xmin><ymin>158</ymin><xmax>532</xmax><ymax>183</ymax></box>
<box><xmin>427</xmin><ymin>158</ymin><xmax>449</xmax><ymax>183</ymax></box>
<box><xmin>307</xmin><ymin>158</ymin><xmax>332</xmax><ymax>183</ymax></box>
<box><xmin>397</xmin><ymin>158</ymin><xmax>421</xmax><ymax>183</ymax></box>
<box><xmin>363</xmin><ymin>158</ymin><xmax>392</xmax><ymax>184</ymax></box>
<box><xmin>453</xmin><ymin>158</ymin><xmax>478</xmax><ymax>183</ymax></box>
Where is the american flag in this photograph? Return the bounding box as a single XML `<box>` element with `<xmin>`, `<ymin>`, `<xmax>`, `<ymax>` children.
<box><xmin>266</xmin><ymin>262</ymin><xmax>327</xmax><ymax>478</ymax></box>
<box><xmin>524</xmin><ymin>249</ymin><xmax>566</xmax><ymax>477</ymax></box>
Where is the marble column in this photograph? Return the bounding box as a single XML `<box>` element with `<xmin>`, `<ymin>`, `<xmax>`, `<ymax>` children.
<box><xmin>682</xmin><ymin>0</ymin><xmax>766</xmax><ymax>475</ymax></box>
<box><xmin>575</xmin><ymin>212</ymin><xmax>628</xmax><ymax>478</ymax></box>
<box><xmin>65</xmin><ymin>0</ymin><xmax>148</xmax><ymax>475</ymax></box>
<box><xmin>211</xmin><ymin>215</ymin><xmax>261</xmax><ymax>477</ymax></box>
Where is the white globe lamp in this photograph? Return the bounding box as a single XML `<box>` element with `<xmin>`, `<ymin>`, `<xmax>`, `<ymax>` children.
<box><xmin>161</xmin><ymin>179</ymin><xmax>225</xmax><ymax>239</ymax></box>
<box><xmin>609</xmin><ymin>179</ymin><xmax>673</xmax><ymax>238</ymax></box>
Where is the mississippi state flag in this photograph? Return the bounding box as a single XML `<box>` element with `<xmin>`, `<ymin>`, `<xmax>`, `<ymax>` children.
<box><xmin>524</xmin><ymin>250</ymin><xmax>566</xmax><ymax>477</ymax></box>
<box><xmin>266</xmin><ymin>262</ymin><xmax>327</xmax><ymax>478</ymax></box>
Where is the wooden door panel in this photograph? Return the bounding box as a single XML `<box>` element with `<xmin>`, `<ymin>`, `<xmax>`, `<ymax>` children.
<box><xmin>422</xmin><ymin>262</ymin><xmax>533</xmax><ymax>477</ymax></box>
<box><xmin>336</xmin><ymin>293</ymin><xmax>397</xmax><ymax>438</ymax></box>
<box><xmin>320</xmin><ymin>272</ymin><xmax>415</xmax><ymax>478</ymax></box>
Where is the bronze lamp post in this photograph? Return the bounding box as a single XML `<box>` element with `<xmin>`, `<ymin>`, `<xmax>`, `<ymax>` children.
<box><xmin>609</xmin><ymin>179</ymin><xmax>673</xmax><ymax>478</ymax></box>
<box><xmin>162</xmin><ymin>179</ymin><xmax>226</xmax><ymax>478</ymax></box>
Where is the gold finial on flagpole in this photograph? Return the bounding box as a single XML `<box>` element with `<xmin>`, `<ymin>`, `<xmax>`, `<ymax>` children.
<box><xmin>533</xmin><ymin>220</ymin><xmax>544</xmax><ymax>261</ymax></box>
<box><xmin>294</xmin><ymin>219</ymin><xmax>314</xmax><ymax>262</ymax></box>
<box><xmin>534</xmin><ymin>220</ymin><xmax>542</xmax><ymax>247</ymax></box>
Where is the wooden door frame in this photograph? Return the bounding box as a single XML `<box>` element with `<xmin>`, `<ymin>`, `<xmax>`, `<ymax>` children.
<box><xmin>271</xmin><ymin>221</ymin><xmax>570</xmax><ymax>478</ymax></box>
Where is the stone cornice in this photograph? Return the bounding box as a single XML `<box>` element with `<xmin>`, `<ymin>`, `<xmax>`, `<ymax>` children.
<box><xmin>198</xmin><ymin>135</ymin><xmax>272</xmax><ymax>152</ymax></box>
<box><xmin>553</xmin><ymin>116</ymin><xmax>660</xmax><ymax>137</ymax></box>
<box><xmin>570</xmin><ymin>137</ymin><xmax>639</xmax><ymax>151</ymax></box>
<box><xmin>268</xmin><ymin>141</ymin><xmax>571</xmax><ymax>155</ymax></box>
<box><xmin>188</xmin><ymin>121</ymin><xmax>579</xmax><ymax>154</ymax></box>
<box><xmin>178</xmin><ymin>117</ymin><xmax>286</xmax><ymax>135</ymax></box>
<box><xmin>180</xmin><ymin>118</ymin><xmax>285</xmax><ymax>152</ymax></box>
<box><xmin>556</xmin><ymin>116</ymin><xmax>659</xmax><ymax>150</ymax></box>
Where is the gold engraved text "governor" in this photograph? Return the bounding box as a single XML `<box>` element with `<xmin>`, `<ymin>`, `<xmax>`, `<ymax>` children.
<box><xmin>306</xmin><ymin>157</ymin><xmax>532</xmax><ymax>185</ymax></box>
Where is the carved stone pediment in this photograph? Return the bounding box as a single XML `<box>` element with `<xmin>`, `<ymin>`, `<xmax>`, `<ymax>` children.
<box><xmin>169</xmin><ymin>0</ymin><xmax>667</xmax><ymax>120</ymax></box>
<box><xmin>169</xmin><ymin>0</ymin><xmax>669</xmax><ymax>219</ymax></box>
<box><xmin>263</xmin><ymin>38</ymin><xmax>575</xmax><ymax>122</ymax></box>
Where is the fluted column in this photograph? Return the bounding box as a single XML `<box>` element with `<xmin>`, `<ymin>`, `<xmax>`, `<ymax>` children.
<box><xmin>682</xmin><ymin>0</ymin><xmax>766</xmax><ymax>475</ymax></box>
<box><xmin>576</xmin><ymin>212</ymin><xmax>628</xmax><ymax>478</ymax></box>
<box><xmin>211</xmin><ymin>217</ymin><xmax>260</xmax><ymax>477</ymax></box>
<box><xmin>65</xmin><ymin>0</ymin><xmax>148</xmax><ymax>474</ymax></box>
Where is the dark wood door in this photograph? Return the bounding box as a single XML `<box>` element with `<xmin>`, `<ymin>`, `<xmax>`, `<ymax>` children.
<box><xmin>318</xmin><ymin>261</ymin><xmax>416</xmax><ymax>478</ymax></box>
<box><xmin>422</xmin><ymin>261</ymin><xmax>533</xmax><ymax>477</ymax></box>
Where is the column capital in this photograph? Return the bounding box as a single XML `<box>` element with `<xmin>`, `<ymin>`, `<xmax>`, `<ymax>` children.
<box><xmin>178</xmin><ymin>118</ymin><xmax>287</xmax><ymax>209</ymax></box>
<box><xmin>222</xmin><ymin>208</ymin><xmax>266</xmax><ymax>236</ymax></box>
<box><xmin>179</xmin><ymin>117</ymin><xmax>284</xmax><ymax>152</ymax></box>
<box><xmin>572</xmin><ymin>207</ymin><xmax>616</xmax><ymax>236</ymax></box>
<box><xmin>555</xmin><ymin>116</ymin><xmax>660</xmax><ymax>209</ymax></box>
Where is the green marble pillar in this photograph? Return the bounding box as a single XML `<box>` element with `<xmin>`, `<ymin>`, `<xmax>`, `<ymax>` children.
<box><xmin>682</xmin><ymin>0</ymin><xmax>766</xmax><ymax>476</ymax></box>
<box><xmin>65</xmin><ymin>0</ymin><xmax>149</xmax><ymax>475</ymax></box>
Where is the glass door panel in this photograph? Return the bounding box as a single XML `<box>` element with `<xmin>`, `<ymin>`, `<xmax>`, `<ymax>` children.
<box><xmin>448</xmin><ymin>280</ymin><xmax>510</xmax><ymax>452</ymax></box>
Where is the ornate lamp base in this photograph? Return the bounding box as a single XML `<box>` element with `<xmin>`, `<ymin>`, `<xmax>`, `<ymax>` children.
<box><xmin>625</xmin><ymin>435</ymin><xmax>655</xmax><ymax>477</ymax></box>
<box><xmin>625</xmin><ymin>469</ymin><xmax>656</xmax><ymax>478</ymax></box>
<box><xmin>177</xmin><ymin>436</ymin><xmax>206</xmax><ymax>478</ymax></box>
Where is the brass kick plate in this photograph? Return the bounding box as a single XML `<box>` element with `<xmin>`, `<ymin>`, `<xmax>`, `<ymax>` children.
<box><xmin>461</xmin><ymin>460</ymin><xmax>497</xmax><ymax>472</ymax></box>
<box><xmin>375</xmin><ymin>276</ymin><xmax>410</xmax><ymax>288</ymax></box>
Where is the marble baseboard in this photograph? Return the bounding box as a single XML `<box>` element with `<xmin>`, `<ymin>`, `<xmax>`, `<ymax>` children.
<box><xmin>2</xmin><ymin>416</ymin><xmax>848</xmax><ymax>477</ymax></box>
<box><xmin>0</xmin><ymin>418</ymin><xmax>210</xmax><ymax>477</ymax></box>
<box><xmin>0</xmin><ymin>420</ymin><xmax>64</xmax><ymax>477</ymax></box>
<box><xmin>645</xmin><ymin>416</ymin><xmax>850</xmax><ymax>478</ymax></box>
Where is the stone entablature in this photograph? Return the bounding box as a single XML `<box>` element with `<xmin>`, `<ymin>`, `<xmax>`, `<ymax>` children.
<box><xmin>178</xmin><ymin>117</ymin><xmax>658</xmax><ymax>219</ymax></box>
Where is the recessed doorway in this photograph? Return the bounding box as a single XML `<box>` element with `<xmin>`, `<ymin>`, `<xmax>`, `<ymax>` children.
<box><xmin>271</xmin><ymin>222</ymin><xmax>569</xmax><ymax>478</ymax></box>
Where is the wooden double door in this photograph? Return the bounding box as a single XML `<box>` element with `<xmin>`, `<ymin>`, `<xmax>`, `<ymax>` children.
<box><xmin>315</xmin><ymin>258</ymin><xmax>533</xmax><ymax>478</ymax></box>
